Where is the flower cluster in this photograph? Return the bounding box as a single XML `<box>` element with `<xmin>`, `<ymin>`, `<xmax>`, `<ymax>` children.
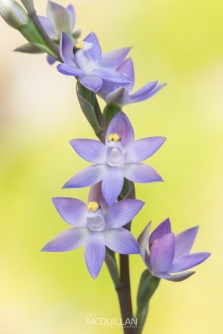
<box><xmin>0</xmin><ymin>0</ymin><xmax>210</xmax><ymax>315</ymax></box>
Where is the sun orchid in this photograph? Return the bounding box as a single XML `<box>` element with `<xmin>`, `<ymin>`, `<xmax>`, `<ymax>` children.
<box><xmin>15</xmin><ymin>1</ymin><xmax>80</xmax><ymax>64</ymax></box>
<box><xmin>57</xmin><ymin>32</ymin><xmax>132</xmax><ymax>92</ymax></box>
<box><xmin>98</xmin><ymin>58</ymin><xmax>166</xmax><ymax>108</ymax></box>
<box><xmin>63</xmin><ymin>111</ymin><xmax>166</xmax><ymax>205</ymax></box>
<box><xmin>138</xmin><ymin>218</ymin><xmax>210</xmax><ymax>282</ymax></box>
<box><xmin>39</xmin><ymin>1</ymin><xmax>80</xmax><ymax>64</ymax></box>
<box><xmin>42</xmin><ymin>183</ymin><xmax>143</xmax><ymax>278</ymax></box>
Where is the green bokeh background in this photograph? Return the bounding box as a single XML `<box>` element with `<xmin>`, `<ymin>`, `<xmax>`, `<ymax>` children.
<box><xmin>0</xmin><ymin>0</ymin><xmax>222</xmax><ymax>333</ymax></box>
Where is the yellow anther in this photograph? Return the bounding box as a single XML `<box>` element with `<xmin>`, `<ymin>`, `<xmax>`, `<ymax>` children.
<box><xmin>75</xmin><ymin>41</ymin><xmax>84</xmax><ymax>49</ymax></box>
<box><xmin>107</xmin><ymin>134</ymin><xmax>121</xmax><ymax>142</ymax></box>
<box><xmin>87</xmin><ymin>201</ymin><xmax>100</xmax><ymax>212</ymax></box>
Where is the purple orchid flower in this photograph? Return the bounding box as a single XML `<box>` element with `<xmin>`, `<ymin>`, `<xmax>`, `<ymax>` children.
<box><xmin>57</xmin><ymin>32</ymin><xmax>132</xmax><ymax>92</ymax></box>
<box><xmin>97</xmin><ymin>58</ymin><xmax>166</xmax><ymax>108</ymax></box>
<box><xmin>39</xmin><ymin>1</ymin><xmax>80</xmax><ymax>65</ymax></box>
<box><xmin>138</xmin><ymin>218</ymin><xmax>210</xmax><ymax>282</ymax></box>
<box><xmin>63</xmin><ymin>111</ymin><xmax>166</xmax><ymax>205</ymax></box>
<box><xmin>42</xmin><ymin>183</ymin><xmax>143</xmax><ymax>278</ymax></box>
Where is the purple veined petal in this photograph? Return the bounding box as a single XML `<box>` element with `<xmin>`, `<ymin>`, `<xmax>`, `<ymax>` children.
<box><xmin>116</xmin><ymin>58</ymin><xmax>135</xmax><ymax>93</ymax></box>
<box><xmin>84</xmin><ymin>231</ymin><xmax>105</xmax><ymax>278</ymax></box>
<box><xmin>169</xmin><ymin>252</ymin><xmax>211</xmax><ymax>273</ymax></box>
<box><xmin>59</xmin><ymin>32</ymin><xmax>77</xmax><ymax>65</ymax></box>
<box><xmin>173</xmin><ymin>226</ymin><xmax>199</xmax><ymax>261</ymax></box>
<box><xmin>67</xmin><ymin>4</ymin><xmax>75</xmax><ymax>30</ymax></box>
<box><xmin>69</xmin><ymin>139</ymin><xmax>106</xmax><ymax>164</ymax></box>
<box><xmin>106</xmin><ymin>87</ymin><xmax>130</xmax><ymax>107</ymax></box>
<box><xmin>130</xmin><ymin>83</ymin><xmax>167</xmax><ymax>104</ymax></box>
<box><xmin>149</xmin><ymin>218</ymin><xmax>171</xmax><ymax>247</ymax></box>
<box><xmin>57</xmin><ymin>63</ymin><xmax>84</xmax><ymax>77</ymax></box>
<box><xmin>79</xmin><ymin>74</ymin><xmax>103</xmax><ymax>93</ymax></box>
<box><xmin>138</xmin><ymin>222</ymin><xmax>151</xmax><ymax>264</ymax></box>
<box><xmin>104</xmin><ymin>228</ymin><xmax>140</xmax><ymax>254</ymax></box>
<box><xmin>124</xmin><ymin>137</ymin><xmax>166</xmax><ymax>164</ymax></box>
<box><xmin>41</xmin><ymin>227</ymin><xmax>89</xmax><ymax>252</ymax></box>
<box><xmin>106</xmin><ymin>111</ymin><xmax>134</xmax><ymax>148</ymax></box>
<box><xmin>88</xmin><ymin>182</ymin><xmax>109</xmax><ymax>213</ymax></box>
<box><xmin>123</xmin><ymin>163</ymin><xmax>163</xmax><ymax>183</ymax></box>
<box><xmin>63</xmin><ymin>164</ymin><xmax>108</xmax><ymax>189</ymax></box>
<box><xmin>47</xmin><ymin>1</ymin><xmax>71</xmax><ymax>36</ymax></box>
<box><xmin>84</xmin><ymin>32</ymin><xmax>102</xmax><ymax>64</ymax></box>
<box><xmin>150</xmin><ymin>233</ymin><xmax>175</xmax><ymax>273</ymax></box>
<box><xmin>47</xmin><ymin>54</ymin><xmax>56</xmax><ymax>65</ymax></box>
<box><xmin>52</xmin><ymin>197</ymin><xmax>87</xmax><ymax>227</ymax></box>
<box><xmin>99</xmin><ymin>47</ymin><xmax>132</xmax><ymax>70</ymax></box>
<box><xmin>38</xmin><ymin>16</ymin><xmax>58</xmax><ymax>39</ymax></box>
<box><xmin>105</xmin><ymin>199</ymin><xmax>144</xmax><ymax>228</ymax></box>
<box><xmin>94</xmin><ymin>68</ymin><xmax>131</xmax><ymax>84</ymax></box>
<box><xmin>156</xmin><ymin>271</ymin><xmax>195</xmax><ymax>282</ymax></box>
<box><xmin>129</xmin><ymin>80</ymin><xmax>158</xmax><ymax>103</ymax></box>
<box><xmin>101</xmin><ymin>167</ymin><xmax>124</xmax><ymax>206</ymax></box>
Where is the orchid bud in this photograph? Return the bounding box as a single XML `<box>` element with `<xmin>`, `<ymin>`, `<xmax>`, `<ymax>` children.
<box><xmin>20</xmin><ymin>0</ymin><xmax>34</xmax><ymax>14</ymax></box>
<box><xmin>0</xmin><ymin>0</ymin><xmax>28</xmax><ymax>29</ymax></box>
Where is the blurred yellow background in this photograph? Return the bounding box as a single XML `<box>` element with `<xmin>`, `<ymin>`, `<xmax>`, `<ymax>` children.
<box><xmin>0</xmin><ymin>0</ymin><xmax>222</xmax><ymax>333</ymax></box>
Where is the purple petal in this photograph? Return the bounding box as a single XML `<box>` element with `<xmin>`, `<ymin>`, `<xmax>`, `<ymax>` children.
<box><xmin>130</xmin><ymin>83</ymin><xmax>167</xmax><ymax>104</ymax></box>
<box><xmin>38</xmin><ymin>16</ymin><xmax>58</xmax><ymax>39</ymax></box>
<box><xmin>157</xmin><ymin>271</ymin><xmax>195</xmax><ymax>282</ymax></box>
<box><xmin>47</xmin><ymin>1</ymin><xmax>71</xmax><ymax>35</ymax></box>
<box><xmin>99</xmin><ymin>47</ymin><xmax>131</xmax><ymax>69</ymax></box>
<box><xmin>105</xmin><ymin>199</ymin><xmax>144</xmax><ymax>228</ymax></box>
<box><xmin>67</xmin><ymin>4</ymin><xmax>75</xmax><ymax>30</ymax></box>
<box><xmin>84</xmin><ymin>32</ymin><xmax>102</xmax><ymax>64</ymax></box>
<box><xmin>124</xmin><ymin>137</ymin><xmax>166</xmax><ymax>163</ymax></box>
<box><xmin>80</xmin><ymin>74</ymin><xmax>103</xmax><ymax>93</ymax></box>
<box><xmin>170</xmin><ymin>252</ymin><xmax>211</xmax><ymax>273</ymax></box>
<box><xmin>59</xmin><ymin>32</ymin><xmax>76</xmax><ymax>65</ymax></box>
<box><xmin>47</xmin><ymin>55</ymin><xmax>56</xmax><ymax>65</ymax></box>
<box><xmin>123</xmin><ymin>163</ymin><xmax>163</xmax><ymax>183</ymax></box>
<box><xmin>41</xmin><ymin>227</ymin><xmax>89</xmax><ymax>252</ymax></box>
<box><xmin>84</xmin><ymin>231</ymin><xmax>105</xmax><ymax>278</ymax></box>
<box><xmin>129</xmin><ymin>81</ymin><xmax>158</xmax><ymax>103</ymax></box>
<box><xmin>52</xmin><ymin>197</ymin><xmax>87</xmax><ymax>227</ymax></box>
<box><xmin>104</xmin><ymin>228</ymin><xmax>140</xmax><ymax>254</ymax></box>
<box><xmin>63</xmin><ymin>164</ymin><xmax>108</xmax><ymax>188</ymax></box>
<box><xmin>149</xmin><ymin>218</ymin><xmax>171</xmax><ymax>247</ymax></box>
<box><xmin>57</xmin><ymin>63</ymin><xmax>84</xmax><ymax>76</ymax></box>
<box><xmin>174</xmin><ymin>226</ymin><xmax>199</xmax><ymax>261</ymax></box>
<box><xmin>101</xmin><ymin>167</ymin><xmax>124</xmax><ymax>205</ymax></box>
<box><xmin>106</xmin><ymin>87</ymin><xmax>130</xmax><ymax>107</ymax></box>
<box><xmin>150</xmin><ymin>233</ymin><xmax>175</xmax><ymax>273</ymax></box>
<box><xmin>138</xmin><ymin>222</ymin><xmax>151</xmax><ymax>264</ymax></box>
<box><xmin>94</xmin><ymin>68</ymin><xmax>131</xmax><ymax>84</ymax></box>
<box><xmin>116</xmin><ymin>58</ymin><xmax>134</xmax><ymax>93</ymax></box>
<box><xmin>106</xmin><ymin>112</ymin><xmax>134</xmax><ymax>148</ymax></box>
<box><xmin>70</xmin><ymin>139</ymin><xmax>106</xmax><ymax>164</ymax></box>
<box><xmin>97</xmin><ymin>81</ymin><xmax>119</xmax><ymax>100</ymax></box>
<box><xmin>88</xmin><ymin>182</ymin><xmax>109</xmax><ymax>213</ymax></box>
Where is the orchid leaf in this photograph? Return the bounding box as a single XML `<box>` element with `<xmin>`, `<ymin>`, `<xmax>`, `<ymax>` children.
<box><xmin>136</xmin><ymin>270</ymin><xmax>160</xmax><ymax>334</ymax></box>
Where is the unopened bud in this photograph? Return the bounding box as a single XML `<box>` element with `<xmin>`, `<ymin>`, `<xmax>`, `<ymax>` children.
<box><xmin>0</xmin><ymin>0</ymin><xmax>28</xmax><ymax>29</ymax></box>
<box><xmin>20</xmin><ymin>0</ymin><xmax>34</xmax><ymax>14</ymax></box>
